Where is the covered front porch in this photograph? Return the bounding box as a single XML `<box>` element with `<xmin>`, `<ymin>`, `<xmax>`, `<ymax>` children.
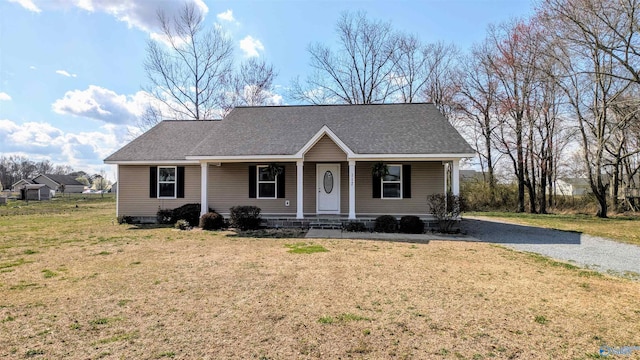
<box><xmin>197</xmin><ymin>159</ymin><xmax>461</xmax><ymax>220</ymax></box>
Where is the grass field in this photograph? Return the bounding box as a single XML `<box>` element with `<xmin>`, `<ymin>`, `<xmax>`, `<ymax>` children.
<box><xmin>1</xmin><ymin>198</ymin><xmax>640</xmax><ymax>359</ymax></box>
<box><xmin>466</xmin><ymin>211</ymin><xmax>640</xmax><ymax>246</ymax></box>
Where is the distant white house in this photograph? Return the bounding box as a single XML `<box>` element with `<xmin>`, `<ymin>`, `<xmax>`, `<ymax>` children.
<box><xmin>555</xmin><ymin>178</ymin><xmax>590</xmax><ymax>196</ymax></box>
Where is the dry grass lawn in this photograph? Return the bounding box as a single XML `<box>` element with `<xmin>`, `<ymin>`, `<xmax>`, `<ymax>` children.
<box><xmin>1</xmin><ymin>198</ymin><xmax>640</xmax><ymax>359</ymax></box>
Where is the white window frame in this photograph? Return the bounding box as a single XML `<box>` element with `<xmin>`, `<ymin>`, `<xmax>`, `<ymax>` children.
<box><xmin>257</xmin><ymin>165</ymin><xmax>277</xmax><ymax>199</ymax></box>
<box><xmin>381</xmin><ymin>164</ymin><xmax>402</xmax><ymax>199</ymax></box>
<box><xmin>158</xmin><ymin>166</ymin><xmax>177</xmax><ymax>199</ymax></box>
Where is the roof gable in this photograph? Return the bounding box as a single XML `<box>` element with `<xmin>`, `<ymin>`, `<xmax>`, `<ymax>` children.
<box><xmin>297</xmin><ymin>125</ymin><xmax>354</xmax><ymax>159</ymax></box>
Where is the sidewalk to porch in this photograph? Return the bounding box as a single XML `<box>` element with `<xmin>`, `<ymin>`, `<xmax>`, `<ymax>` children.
<box><xmin>305</xmin><ymin>229</ymin><xmax>477</xmax><ymax>242</ymax></box>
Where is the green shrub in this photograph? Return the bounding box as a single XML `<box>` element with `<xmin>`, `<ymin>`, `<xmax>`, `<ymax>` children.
<box><xmin>229</xmin><ymin>205</ymin><xmax>262</xmax><ymax>230</ymax></box>
<box><xmin>117</xmin><ymin>215</ymin><xmax>135</xmax><ymax>225</ymax></box>
<box><xmin>343</xmin><ymin>221</ymin><xmax>367</xmax><ymax>232</ymax></box>
<box><xmin>156</xmin><ymin>204</ymin><xmax>214</xmax><ymax>226</ymax></box>
<box><xmin>171</xmin><ymin>203</ymin><xmax>203</xmax><ymax>227</ymax></box>
<box><xmin>199</xmin><ymin>212</ymin><xmax>225</xmax><ymax>230</ymax></box>
<box><xmin>460</xmin><ymin>181</ymin><xmax>518</xmax><ymax>211</ymax></box>
<box><xmin>399</xmin><ymin>215</ymin><xmax>424</xmax><ymax>234</ymax></box>
<box><xmin>374</xmin><ymin>215</ymin><xmax>397</xmax><ymax>233</ymax></box>
<box><xmin>174</xmin><ymin>219</ymin><xmax>190</xmax><ymax>230</ymax></box>
<box><xmin>156</xmin><ymin>209</ymin><xmax>174</xmax><ymax>224</ymax></box>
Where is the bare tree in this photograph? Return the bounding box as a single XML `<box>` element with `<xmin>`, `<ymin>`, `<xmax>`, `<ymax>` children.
<box><xmin>485</xmin><ymin>20</ymin><xmax>542</xmax><ymax>212</ymax></box>
<box><xmin>541</xmin><ymin>0</ymin><xmax>640</xmax><ymax>217</ymax></box>
<box><xmin>422</xmin><ymin>42</ymin><xmax>462</xmax><ymax>122</ymax></box>
<box><xmin>542</xmin><ymin>0</ymin><xmax>640</xmax><ymax>85</ymax></box>
<box><xmin>290</xmin><ymin>11</ymin><xmax>399</xmax><ymax>104</ymax></box>
<box><xmin>144</xmin><ymin>3</ymin><xmax>234</xmax><ymax>120</ymax></box>
<box><xmin>220</xmin><ymin>58</ymin><xmax>278</xmax><ymax>115</ymax></box>
<box><xmin>457</xmin><ymin>43</ymin><xmax>501</xmax><ymax>201</ymax></box>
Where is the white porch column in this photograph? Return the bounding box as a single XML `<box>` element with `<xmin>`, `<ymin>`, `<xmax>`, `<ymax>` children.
<box><xmin>200</xmin><ymin>162</ymin><xmax>208</xmax><ymax>216</ymax></box>
<box><xmin>348</xmin><ymin>160</ymin><xmax>356</xmax><ymax>219</ymax></box>
<box><xmin>443</xmin><ymin>162</ymin><xmax>448</xmax><ymax>194</ymax></box>
<box><xmin>452</xmin><ymin>160</ymin><xmax>460</xmax><ymax>196</ymax></box>
<box><xmin>296</xmin><ymin>160</ymin><xmax>304</xmax><ymax>219</ymax></box>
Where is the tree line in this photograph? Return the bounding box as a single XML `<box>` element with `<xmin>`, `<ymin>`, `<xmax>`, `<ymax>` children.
<box><xmin>0</xmin><ymin>155</ymin><xmax>108</xmax><ymax>192</ymax></box>
<box><xmin>143</xmin><ymin>1</ymin><xmax>640</xmax><ymax>218</ymax></box>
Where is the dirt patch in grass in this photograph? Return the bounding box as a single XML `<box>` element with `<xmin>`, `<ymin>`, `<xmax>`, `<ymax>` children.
<box><xmin>1</xmin><ymin>201</ymin><xmax>639</xmax><ymax>359</ymax></box>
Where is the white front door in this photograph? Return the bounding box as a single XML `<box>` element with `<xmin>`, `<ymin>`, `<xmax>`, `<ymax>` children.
<box><xmin>317</xmin><ymin>164</ymin><xmax>340</xmax><ymax>214</ymax></box>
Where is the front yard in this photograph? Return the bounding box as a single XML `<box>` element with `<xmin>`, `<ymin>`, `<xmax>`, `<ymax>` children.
<box><xmin>1</xmin><ymin>198</ymin><xmax>639</xmax><ymax>359</ymax></box>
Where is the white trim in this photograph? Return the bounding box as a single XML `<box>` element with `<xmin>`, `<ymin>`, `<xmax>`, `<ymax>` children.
<box><xmin>185</xmin><ymin>155</ymin><xmax>299</xmax><ymax>162</ymax></box>
<box><xmin>256</xmin><ymin>165</ymin><xmax>277</xmax><ymax>199</ymax></box>
<box><xmin>348</xmin><ymin>160</ymin><xmax>356</xmax><ymax>220</ymax></box>
<box><xmin>157</xmin><ymin>166</ymin><xmax>177</xmax><ymax>199</ymax></box>
<box><xmin>296</xmin><ymin>160</ymin><xmax>304</xmax><ymax>219</ymax></box>
<box><xmin>316</xmin><ymin>163</ymin><xmax>341</xmax><ymax>214</ymax></box>
<box><xmin>185</xmin><ymin>154</ymin><xmax>474</xmax><ymax>162</ymax></box>
<box><xmin>349</xmin><ymin>153</ymin><xmax>476</xmax><ymax>161</ymax></box>
<box><xmin>200</xmin><ymin>163</ymin><xmax>208</xmax><ymax>216</ymax></box>
<box><xmin>105</xmin><ymin>160</ymin><xmax>200</xmax><ymax>165</ymax></box>
<box><xmin>381</xmin><ymin>164</ymin><xmax>403</xmax><ymax>199</ymax></box>
<box><xmin>295</xmin><ymin>125</ymin><xmax>355</xmax><ymax>158</ymax></box>
<box><xmin>133</xmin><ymin>153</ymin><xmax>475</xmax><ymax>163</ymax></box>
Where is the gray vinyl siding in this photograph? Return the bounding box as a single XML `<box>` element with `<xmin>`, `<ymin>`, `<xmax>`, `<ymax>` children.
<box><xmin>118</xmin><ymin>165</ymin><xmax>201</xmax><ymax>217</ymax></box>
<box><xmin>304</xmin><ymin>135</ymin><xmax>347</xmax><ymax>162</ymax></box>
<box><xmin>208</xmin><ymin>162</ymin><xmax>297</xmax><ymax>216</ymax></box>
<box><xmin>355</xmin><ymin>162</ymin><xmax>444</xmax><ymax>215</ymax></box>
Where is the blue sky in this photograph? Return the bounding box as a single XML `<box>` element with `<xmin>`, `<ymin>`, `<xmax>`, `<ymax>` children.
<box><xmin>0</xmin><ymin>0</ymin><xmax>533</xmax><ymax>180</ymax></box>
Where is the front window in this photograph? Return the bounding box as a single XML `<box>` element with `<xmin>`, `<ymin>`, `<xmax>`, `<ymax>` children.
<box><xmin>381</xmin><ymin>165</ymin><xmax>402</xmax><ymax>199</ymax></box>
<box><xmin>158</xmin><ymin>166</ymin><xmax>176</xmax><ymax>198</ymax></box>
<box><xmin>257</xmin><ymin>165</ymin><xmax>277</xmax><ymax>199</ymax></box>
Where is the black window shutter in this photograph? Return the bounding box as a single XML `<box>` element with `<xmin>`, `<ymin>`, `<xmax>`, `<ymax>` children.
<box><xmin>402</xmin><ymin>164</ymin><xmax>411</xmax><ymax>199</ymax></box>
<box><xmin>372</xmin><ymin>172</ymin><xmax>381</xmax><ymax>198</ymax></box>
<box><xmin>248</xmin><ymin>165</ymin><xmax>256</xmax><ymax>198</ymax></box>
<box><xmin>149</xmin><ymin>166</ymin><xmax>157</xmax><ymax>198</ymax></box>
<box><xmin>277</xmin><ymin>166</ymin><xmax>285</xmax><ymax>198</ymax></box>
<box><xmin>176</xmin><ymin>166</ymin><xmax>185</xmax><ymax>198</ymax></box>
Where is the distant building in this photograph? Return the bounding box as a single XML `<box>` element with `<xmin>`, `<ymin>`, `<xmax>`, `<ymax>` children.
<box><xmin>31</xmin><ymin>174</ymin><xmax>85</xmax><ymax>194</ymax></box>
<box><xmin>23</xmin><ymin>184</ymin><xmax>51</xmax><ymax>201</ymax></box>
<box><xmin>555</xmin><ymin>178</ymin><xmax>590</xmax><ymax>196</ymax></box>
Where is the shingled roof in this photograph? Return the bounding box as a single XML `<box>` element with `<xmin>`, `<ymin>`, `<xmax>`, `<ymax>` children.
<box><xmin>105</xmin><ymin>103</ymin><xmax>473</xmax><ymax>163</ymax></box>
<box><xmin>38</xmin><ymin>174</ymin><xmax>84</xmax><ymax>186</ymax></box>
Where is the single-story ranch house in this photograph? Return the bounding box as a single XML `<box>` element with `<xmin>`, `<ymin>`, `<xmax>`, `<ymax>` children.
<box><xmin>12</xmin><ymin>174</ymin><xmax>85</xmax><ymax>194</ymax></box>
<box><xmin>105</xmin><ymin>103</ymin><xmax>474</xmax><ymax>225</ymax></box>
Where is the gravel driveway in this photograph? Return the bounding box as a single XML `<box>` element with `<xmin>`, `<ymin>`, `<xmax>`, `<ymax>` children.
<box><xmin>461</xmin><ymin>217</ymin><xmax>640</xmax><ymax>277</ymax></box>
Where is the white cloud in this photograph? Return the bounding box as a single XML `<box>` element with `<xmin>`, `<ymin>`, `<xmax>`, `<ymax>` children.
<box><xmin>0</xmin><ymin>118</ymin><xmax>127</xmax><ymax>180</ymax></box>
<box><xmin>217</xmin><ymin>9</ymin><xmax>235</xmax><ymax>22</ymax></box>
<box><xmin>56</xmin><ymin>70</ymin><xmax>77</xmax><ymax>78</ymax></box>
<box><xmin>51</xmin><ymin>85</ymin><xmax>151</xmax><ymax>125</ymax></box>
<box><xmin>71</xmin><ymin>0</ymin><xmax>209</xmax><ymax>33</ymax></box>
<box><xmin>29</xmin><ymin>65</ymin><xmax>37</xmax><ymax>70</ymax></box>
<box><xmin>11</xmin><ymin>0</ymin><xmax>208</xmax><ymax>35</ymax></box>
<box><xmin>0</xmin><ymin>92</ymin><xmax>12</xmax><ymax>101</ymax></box>
<box><xmin>239</xmin><ymin>35</ymin><xmax>264</xmax><ymax>58</ymax></box>
<box><xmin>8</xmin><ymin>0</ymin><xmax>41</xmax><ymax>13</ymax></box>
